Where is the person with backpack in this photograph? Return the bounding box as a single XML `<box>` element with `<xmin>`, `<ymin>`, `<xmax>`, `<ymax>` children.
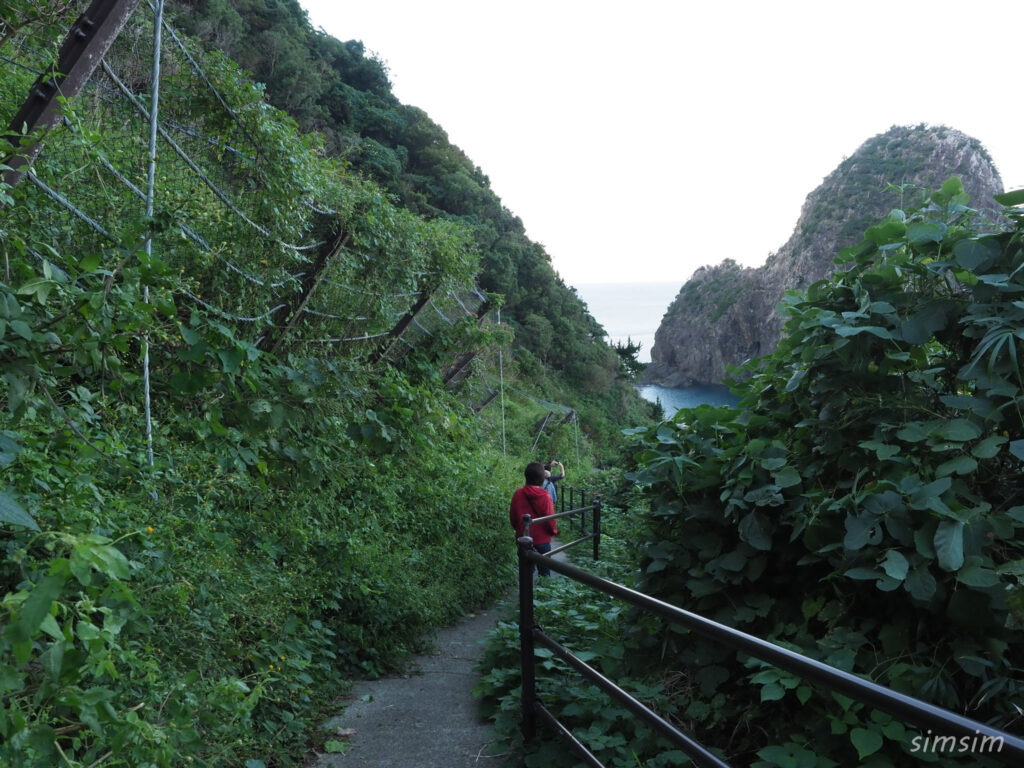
<box><xmin>509</xmin><ymin>461</ymin><xmax>558</xmax><ymax>576</ymax></box>
<box><xmin>542</xmin><ymin>459</ymin><xmax>565</xmax><ymax>508</ymax></box>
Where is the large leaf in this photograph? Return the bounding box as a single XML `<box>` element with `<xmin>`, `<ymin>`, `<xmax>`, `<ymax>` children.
<box><xmin>908</xmin><ymin>477</ymin><xmax>952</xmax><ymax>511</ymax></box>
<box><xmin>844</xmin><ymin>512</ymin><xmax>876</xmax><ymax>551</ymax></box>
<box><xmin>971</xmin><ymin>435</ymin><xmax>1007</xmax><ymax>459</ymax></box>
<box><xmin>845</xmin><ymin>566</ymin><xmax>882</xmax><ymax>580</ymax></box>
<box><xmin>905</xmin><ymin>566</ymin><xmax>937</xmax><ymax>601</ymax></box>
<box><xmin>850</xmin><ymin>727</ymin><xmax>883</xmax><ymax>759</ymax></box>
<box><xmin>993</xmin><ymin>188</ymin><xmax>1024</xmax><ymax>206</ymax></box>
<box><xmin>0</xmin><ymin>433</ymin><xmax>20</xmax><ymax>467</ymax></box>
<box><xmin>20</xmin><ymin>573</ymin><xmax>67</xmax><ymax>636</ymax></box>
<box><xmin>896</xmin><ymin>422</ymin><xmax>929</xmax><ymax>442</ymax></box>
<box><xmin>772</xmin><ymin>466</ymin><xmax>802</xmax><ymax>488</ymax></box>
<box><xmin>957</xmin><ymin>560</ymin><xmax>1000</xmax><ymax>588</ymax></box>
<box><xmin>834</xmin><ymin>325</ymin><xmax>893</xmax><ymax>339</ymax></box>
<box><xmin>934</xmin><ymin>520</ymin><xmax>965</xmax><ymax>571</ymax></box>
<box><xmin>906</xmin><ymin>221</ymin><xmax>946</xmax><ymax>245</ymax></box>
<box><xmin>935</xmin><ymin>419</ymin><xmax>982</xmax><ymax>442</ymax></box>
<box><xmin>936</xmin><ymin>455</ymin><xmax>977</xmax><ymax>477</ymax></box>
<box><xmin>880</xmin><ymin>550</ymin><xmax>909</xmax><ymax>581</ymax></box>
<box><xmin>0</xmin><ymin>491</ymin><xmax>39</xmax><ymax>531</ymax></box>
<box><xmin>953</xmin><ymin>238</ymin><xmax>1001</xmax><ymax>271</ymax></box>
<box><xmin>738</xmin><ymin>512</ymin><xmax>772</xmax><ymax>551</ymax></box>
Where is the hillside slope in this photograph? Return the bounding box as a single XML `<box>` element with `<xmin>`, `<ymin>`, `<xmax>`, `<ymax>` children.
<box><xmin>172</xmin><ymin>0</ymin><xmax>646</xmax><ymax>411</ymax></box>
<box><xmin>646</xmin><ymin>124</ymin><xmax>1004</xmax><ymax>386</ymax></box>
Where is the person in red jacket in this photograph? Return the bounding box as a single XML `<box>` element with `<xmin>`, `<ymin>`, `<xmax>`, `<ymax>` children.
<box><xmin>509</xmin><ymin>461</ymin><xmax>559</xmax><ymax>576</ymax></box>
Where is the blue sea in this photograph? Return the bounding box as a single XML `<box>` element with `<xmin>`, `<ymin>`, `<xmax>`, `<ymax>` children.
<box><xmin>574</xmin><ymin>281</ymin><xmax>679</xmax><ymax>364</ymax></box>
<box><xmin>637</xmin><ymin>383</ymin><xmax>738</xmax><ymax>418</ymax></box>
<box><xmin>574</xmin><ymin>281</ymin><xmax>739</xmax><ymax>418</ymax></box>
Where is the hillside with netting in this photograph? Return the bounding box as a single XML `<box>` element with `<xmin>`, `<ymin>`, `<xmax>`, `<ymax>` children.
<box><xmin>2</xmin><ymin>0</ymin><xmax>495</xmax><ymax>411</ymax></box>
<box><xmin>0</xmin><ymin>4</ymin><xmax>577</xmax><ymax>765</ymax></box>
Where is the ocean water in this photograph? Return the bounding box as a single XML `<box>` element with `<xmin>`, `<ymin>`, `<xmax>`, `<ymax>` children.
<box><xmin>574</xmin><ymin>281</ymin><xmax>681</xmax><ymax>363</ymax></box>
<box><xmin>573</xmin><ymin>281</ymin><xmax>739</xmax><ymax>418</ymax></box>
<box><xmin>637</xmin><ymin>383</ymin><xmax>739</xmax><ymax>418</ymax></box>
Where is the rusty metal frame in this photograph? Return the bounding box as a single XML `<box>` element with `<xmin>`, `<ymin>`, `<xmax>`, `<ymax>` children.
<box><xmin>3</xmin><ymin>0</ymin><xmax>141</xmax><ymax>190</ymax></box>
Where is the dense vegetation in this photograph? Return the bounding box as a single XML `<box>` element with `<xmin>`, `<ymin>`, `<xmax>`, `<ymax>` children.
<box><xmin>815</xmin><ymin>125</ymin><xmax>996</xmax><ymax>243</ymax></box>
<box><xmin>479</xmin><ymin>180</ymin><xmax>1024</xmax><ymax>766</ymax></box>
<box><xmin>667</xmin><ymin>258</ymin><xmax>754</xmax><ymax>323</ymax></box>
<box><xmin>169</xmin><ymin>0</ymin><xmax>637</xmax><ymax>406</ymax></box>
<box><xmin>8</xmin><ymin>4</ymin><xmax>1023</xmax><ymax>768</ymax></box>
<box><xmin>0</xmin><ymin>2</ymin><xmax>652</xmax><ymax>766</ymax></box>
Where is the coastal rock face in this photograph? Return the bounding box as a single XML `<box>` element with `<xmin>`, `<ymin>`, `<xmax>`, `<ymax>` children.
<box><xmin>646</xmin><ymin>125</ymin><xmax>1005</xmax><ymax>387</ymax></box>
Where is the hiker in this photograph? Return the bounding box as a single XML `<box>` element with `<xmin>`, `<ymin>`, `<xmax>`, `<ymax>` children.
<box><xmin>509</xmin><ymin>460</ymin><xmax>558</xmax><ymax>576</ymax></box>
<box><xmin>543</xmin><ymin>459</ymin><xmax>565</xmax><ymax>508</ymax></box>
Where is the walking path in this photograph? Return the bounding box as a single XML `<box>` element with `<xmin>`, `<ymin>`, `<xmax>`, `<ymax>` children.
<box><xmin>311</xmin><ymin>545</ymin><xmax>570</xmax><ymax>768</ymax></box>
<box><xmin>311</xmin><ymin>607</ymin><xmax>513</xmax><ymax>768</ymax></box>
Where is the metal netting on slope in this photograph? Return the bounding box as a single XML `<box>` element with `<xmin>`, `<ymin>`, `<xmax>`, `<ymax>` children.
<box><xmin>5</xmin><ymin>5</ymin><xmax>384</xmax><ymax>339</ymax></box>
<box><xmin>2</xmin><ymin>2</ymin><xmax>495</xmax><ymax>363</ymax></box>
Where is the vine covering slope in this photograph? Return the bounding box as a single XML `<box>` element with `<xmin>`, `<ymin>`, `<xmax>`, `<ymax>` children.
<box><xmin>0</xmin><ymin>3</ymin><xmax>650</xmax><ymax>766</ymax></box>
<box><xmin>171</xmin><ymin>0</ymin><xmax>643</xmax><ymax>410</ymax></box>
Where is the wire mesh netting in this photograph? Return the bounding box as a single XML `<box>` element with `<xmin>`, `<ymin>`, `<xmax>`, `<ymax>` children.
<box><xmin>2</xmin><ymin>1</ymin><xmax>494</xmax><ymax>357</ymax></box>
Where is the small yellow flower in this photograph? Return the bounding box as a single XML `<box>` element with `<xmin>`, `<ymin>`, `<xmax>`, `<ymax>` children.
<box><xmin>146</xmin><ymin>526</ymin><xmax>154</xmax><ymax>534</ymax></box>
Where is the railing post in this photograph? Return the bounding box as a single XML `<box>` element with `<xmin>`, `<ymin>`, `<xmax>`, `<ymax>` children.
<box><xmin>593</xmin><ymin>497</ymin><xmax>601</xmax><ymax>561</ymax></box>
<box><xmin>517</xmin><ymin>535</ymin><xmax>537</xmax><ymax>743</ymax></box>
<box><xmin>580</xmin><ymin>489</ymin><xmax>587</xmax><ymax>536</ymax></box>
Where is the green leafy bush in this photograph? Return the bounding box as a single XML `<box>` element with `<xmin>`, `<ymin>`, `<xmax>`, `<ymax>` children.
<box><xmin>624</xmin><ymin>179</ymin><xmax>1024</xmax><ymax>765</ymax></box>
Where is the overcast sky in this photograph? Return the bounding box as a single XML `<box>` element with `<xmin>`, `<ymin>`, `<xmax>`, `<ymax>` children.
<box><xmin>299</xmin><ymin>0</ymin><xmax>1024</xmax><ymax>287</ymax></box>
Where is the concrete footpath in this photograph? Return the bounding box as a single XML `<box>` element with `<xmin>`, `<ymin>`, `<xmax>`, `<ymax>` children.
<box><xmin>311</xmin><ymin>607</ymin><xmax>513</xmax><ymax>768</ymax></box>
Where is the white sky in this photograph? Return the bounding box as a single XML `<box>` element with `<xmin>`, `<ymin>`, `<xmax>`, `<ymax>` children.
<box><xmin>299</xmin><ymin>0</ymin><xmax>1024</xmax><ymax>286</ymax></box>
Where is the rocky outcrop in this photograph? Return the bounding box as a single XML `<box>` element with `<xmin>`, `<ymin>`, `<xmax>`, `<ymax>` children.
<box><xmin>646</xmin><ymin>125</ymin><xmax>1005</xmax><ymax>387</ymax></box>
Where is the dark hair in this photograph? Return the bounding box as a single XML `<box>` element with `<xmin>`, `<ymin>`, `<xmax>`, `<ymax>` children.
<box><xmin>525</xmin><ymin>461</ymin><xmax>546</xmax><ymax>486</ymax></box>
<box><xmin>543</xmin><ymin>463</ymin><xmax>551</xmax><ymax>471</ymax></box>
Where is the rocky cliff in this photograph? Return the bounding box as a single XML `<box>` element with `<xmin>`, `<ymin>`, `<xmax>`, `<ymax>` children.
<box><xmin>646</xmin><ymin>124</ymin><xmax>1005</xmax><ymax>387</ymax></box>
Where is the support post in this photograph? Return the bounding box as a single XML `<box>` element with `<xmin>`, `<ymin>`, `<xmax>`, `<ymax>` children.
<box><xmin>517</xmin><ymin>535</ymin><xmax>537</xmax><ymax>743</ymax></box>
<box><xmin>3</xmin><ymin>0</ymin><xmax>141</xmax><ymax>191</ymax></box>
<box><xmin>263</xmin><ymin>229</ymin><xmax>350</xmax><ymax>354</ymax></box>
<box><xmin>569</xmin><ymin>487</ymin><xmax>576</xmax><ymax>534</ymax></box>
<box><xmin>369</xmin><ymin>286</ymin><xmax>435</xmax><ymax>364</ymax></box>
<box><xmin>529</xmin><ymin>410</ymin><xmax>553</xmax><ymax>454</ymax></box>
<box><xmin>593</xmin><ymin>497</ymin><xmax>602</xmax><ymax>561</ymax></box>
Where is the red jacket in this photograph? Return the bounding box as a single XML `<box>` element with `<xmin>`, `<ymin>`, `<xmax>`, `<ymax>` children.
<box><xmin>509</xmin><ymin>484</ymin><xmax>558</xmax><ymax>544</ymax></box>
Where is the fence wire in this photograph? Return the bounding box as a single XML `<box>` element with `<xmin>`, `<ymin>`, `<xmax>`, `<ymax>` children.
<box><xmin>0</xmin><ymin>1</ymin><xmax>510</xmax><ymax>476</ymax></box>
<box><xmin>2</xmin><ymin>3</ymin><xmax>492</xmax><ymax>348</ymax></box>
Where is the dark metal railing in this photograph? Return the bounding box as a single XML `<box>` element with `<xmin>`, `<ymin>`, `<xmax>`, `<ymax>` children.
<box><xmin>521</xmin><ymin>490</ymin><xmax>601</xmax><ymax>562</ymax></box>
<box><xmin>559</xmin><ymin>485</ymin><xmax>592</xmax><ymax>537</ymax></box>
<box><xmin>516</xmin><ymin>542</ymin><xmax>1024</xmax><ymax>767</ymax></box>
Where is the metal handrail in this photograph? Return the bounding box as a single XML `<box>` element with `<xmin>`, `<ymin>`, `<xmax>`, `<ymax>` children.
<box><xmin>522</xmin><ymin>494</ymin><xmax>602</xmax><ymax>562</ymax></box>
<box><xmin>516</xmin><ymin>541</ymin><xmax>1024</xmax><ymax>767</ymax></box>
